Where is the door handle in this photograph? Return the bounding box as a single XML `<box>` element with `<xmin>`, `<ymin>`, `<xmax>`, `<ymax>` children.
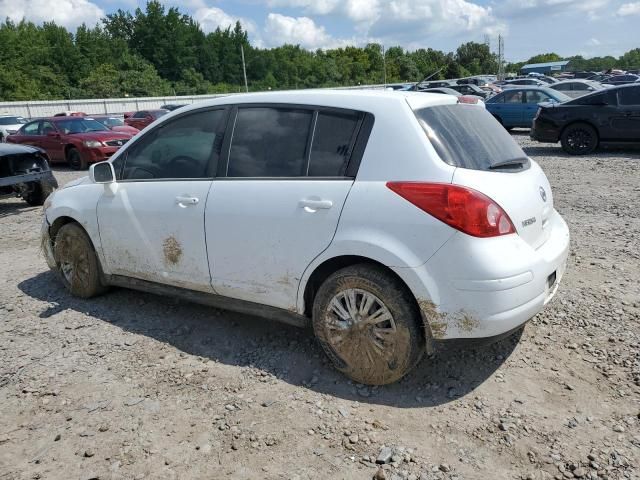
<box><xmin>299</xmin><ymin>198</ymin><xmax>333</xmax><ymax>211</ymax></box>
<box><xmin>175</xmin><ymin>195</ymin><xmax>199</xmax><ymax>206</ymax></box>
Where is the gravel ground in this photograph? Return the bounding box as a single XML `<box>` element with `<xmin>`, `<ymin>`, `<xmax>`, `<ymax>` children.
<box><xmin>1</xmin><ymin>134</ymin><xmax>639</xmax><ymax>480</ymax></box>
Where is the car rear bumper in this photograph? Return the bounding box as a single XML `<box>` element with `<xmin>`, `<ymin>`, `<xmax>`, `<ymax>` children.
<box><xmin>394</xmin><ymin>209</ymin><xmax>570</xmax><ymax>339</ymax></box>
<box><xmin>530</xmin><ymin>120</ymin><xmax>560</xmax><ymax>143</ymax></box>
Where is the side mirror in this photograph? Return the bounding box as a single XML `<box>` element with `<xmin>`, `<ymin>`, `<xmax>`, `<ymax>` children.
<box><xmin>89</xmin><ymin>161</ymin><xmax>115</xmax><ymax>184</ymax></box>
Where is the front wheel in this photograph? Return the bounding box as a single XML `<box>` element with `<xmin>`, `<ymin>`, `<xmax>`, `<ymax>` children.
<box><xmin>561</xmin><ymin>123</ymin><xmax>598</xmax><ymax>155</ymax></box>
<box><xmin>312</xmin><ymin>264</ymin><xmax>425</xmax><ymax>385</ymax></box>
<box><xmin>53</xmin><ymin>223</ymin><xmax>107</xmax><ymax>298</ymax></box>
<box><xmin>67</xmin><ymin>147</ymin><xmax>87</xmax><ymax>170</ymax></box>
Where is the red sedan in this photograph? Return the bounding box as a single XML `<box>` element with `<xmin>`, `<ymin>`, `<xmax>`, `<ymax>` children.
<box><xmin>7</xmin><ymin>117</ymin><xmax>133</xmax><ymax>169</ymax></box>
<box><xmin>124</xmin><ymin>109</ymin><xmax>169</xmax><ymax>130</ymax></box>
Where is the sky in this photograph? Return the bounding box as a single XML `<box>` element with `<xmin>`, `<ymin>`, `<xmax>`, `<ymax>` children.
<box><xmin>1</xmin><ymin>0</ymin><xmax>640</xmax><ymax>61</ymax></box>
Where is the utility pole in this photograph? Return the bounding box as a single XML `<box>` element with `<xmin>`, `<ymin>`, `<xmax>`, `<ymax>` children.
<box><xmin>497</xmin><ymin>35</ymin><xmax>505</xmax><ymax>80</ymax></box>
<box><xmin>241</xmin><ymin>44</ymin><xmax>249</xmax><ymax>93</ymax></box>
<box><xmin>382</xmin><ymin>45</ymin><xmax>387</xmax><ymax>87</ymax></box>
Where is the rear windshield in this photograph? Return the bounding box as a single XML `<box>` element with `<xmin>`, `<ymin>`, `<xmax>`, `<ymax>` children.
<box><xmin>414</xmin><ymin>104</ymin><xmax>529</xmax><ymax>171</ymax></box>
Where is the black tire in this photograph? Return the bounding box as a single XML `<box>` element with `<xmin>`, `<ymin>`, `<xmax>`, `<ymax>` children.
<box><xmin>67</xmin><ymin>147</ymin><xmax>87</xmax><ymax>170</ymax></box>
<box><xmin>561</xmin><ymin>123</ymin><xmax>598</xmax><ymax>155</ymax></box>
<box><xmin>53</xmin><ymin>223</ymin><xmax>107</xmax><ymax>298</ymax></box>
<box><xmin>23</xmin><ymin>180</ymin><xmax>55</xmax><ymax>206</ymax></box>
<box><xmin>312</xmin><ymin>264</ymin><xmax>425</xmax><ymax>385</ymax></box>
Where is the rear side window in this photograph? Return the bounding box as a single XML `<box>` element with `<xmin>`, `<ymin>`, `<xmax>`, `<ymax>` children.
<box><xmin>228</xmin><ymin>108</ymin><xmax>312</xmax><ymax>177</ymax></box>
<box><xmin>308</xmin><ymin>111</ymin><xmax>361</xmax><ymax>176</ymax></box>
<box><xmin>22</xmin><ymin>122</ymin><xmax>40</xmax><ymax>135</ymax></box>
<box><xmin>504</xmin><ymin>91</ymin><xmax>523</xmax><ymax>103</ymax></box>
<box><xmin>618</xmin><ymin>86</ymin><xmax>640</xmax><ymax>106</ymax></box>
<box><xmin>415</xmin><ymin>105</ymin><xmax>529</xmax><ymax>171</ymax></box>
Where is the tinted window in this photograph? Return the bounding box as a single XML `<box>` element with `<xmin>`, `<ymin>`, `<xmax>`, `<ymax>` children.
<box><xmin>227</xmin><ymin>108</ymin><xmax>312</xmax><ymax>177</ymax></box>
<box><xmin>572</xmin><ymin>83</ymin><xmax>589</xmax><ymax>91</ymax></box>
<box><xmin>22</xmin><ymin>122</ymin><xmax>40</xmax><ymax>135</ymax></box>
<box><xmin>415</xmin><ymin>105</ymin><xmax>528</xmax><ymax>171</ymax></box>
<box><xmin>308</xmin><ymin>111</ymin><xmax>360</xmax><ymax>177</ymax></box>
<box><xmin>151</xmin><ymin>110</ymin><xmax>168</xmax><ymax>119</ymax></box>
<box><xmin>554</xmin><ymin>83</ymin><xmax>571</xmax><ymax>91</ymax></box>
<box><xmin>570</xmin><ymin>90</ymin><xmax>617</xmax><ymax>106</ymax></box>
<box><xmin>41</xmin><ymin>121</ymin><xmax>57</xmax><ymax>135</ymax></box>
<box><xmin>122</xmin><ymin>109</ymin><xmax>226</xmax><ymax>180</ymax></box>
<box><xmin>618</xmin><ymin>86</ymin><xmax>640</xmax><ymax>105</ymax></box>
<box><xmin>133</xmin><ymin>111</ymin><xmax>147</xmax><ymax>118</ymax></box>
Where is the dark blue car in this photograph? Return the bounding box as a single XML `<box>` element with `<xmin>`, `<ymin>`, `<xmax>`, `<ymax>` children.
<box><xmin>486</xmin><ymin>87</ymin><xmax>571</xmax><ymax>129</ymax></box>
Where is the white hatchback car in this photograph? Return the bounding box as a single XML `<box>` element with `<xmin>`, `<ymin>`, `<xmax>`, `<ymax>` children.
<box><xmin>41</xmin><ymin>90</ymin><xmax>570</xmax><ymax>385</ymax></box>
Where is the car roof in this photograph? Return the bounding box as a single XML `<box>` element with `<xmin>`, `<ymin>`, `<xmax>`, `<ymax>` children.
<box><xmin>163</xmin><ymin>89</ymin><xmax>457</xmax><ymax>119</ymax></box>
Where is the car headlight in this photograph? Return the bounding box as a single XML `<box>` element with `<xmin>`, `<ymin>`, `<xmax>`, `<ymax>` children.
<box><xmin>83</xmin><ymin>140</ymin><xmax>103</xmax><ymax>148</ymax></box>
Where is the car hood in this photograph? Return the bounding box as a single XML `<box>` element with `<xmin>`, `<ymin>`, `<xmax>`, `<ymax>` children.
<box><xmin>62</xmin><ymin>175</ymin><xmax>91</xmax><ymax>189</ymax></box>
<box><xmin>0</xmin><ymin>123</ymin><xmax>25</xmax><ymax>132</ymax></box>
<box><xmin>67</xmin><ymin>131</ymin><xmax>132</xmax><ymax>141</ymax></box>
<box><xmin>111</xmin><ymin>125</ymin><xmax>139</xmax><ymax>134</ymax></box>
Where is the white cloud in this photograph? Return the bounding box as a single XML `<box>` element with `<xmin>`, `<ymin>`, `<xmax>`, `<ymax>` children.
<box><xmin>617</xmin><ymin>2</ymin><xmax>640</xmax><ymax>15</ymax></box>
<box><xmin>0</xmin><ymin>0</ymin><xmax>104</xmax><ymax>28</ymax></box>
<box><xmin>193</xmin><ymin>7</ymin><xmax>257</xmax><ymax>34</ymax></box>
<box><xmin>586</xmin><ymin>37</ymin><xmax>601</xmax><ymax>46</ymax></box>
<box><xmin>264</xmin><ymin>13</ymin><xmax>342</xmax><ymax>49</ymax></box>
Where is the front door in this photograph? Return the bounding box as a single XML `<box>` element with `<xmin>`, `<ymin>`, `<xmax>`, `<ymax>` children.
<box><xmin>523</xmin><ymin>90</ymin><xmax>554</xmax><ymax>127</ymax></box>
<box><xmin>39</xmin><ymin>121</ymin><xmax>65</xmax><ymax>161</ymax></box>
<box><xmin>97</xmin><ymin>108</ymin><xmax>228</xmax><ymax>292</ymax></box>
<box><xmin>500</xmin><ymin>90</ymin><xmax>525</xmax><ymax>127</ymax></box>
<box><xmin>206</xmin><ymin>106</ymin><xmax>366</xmax><ymax>311</ymax></box>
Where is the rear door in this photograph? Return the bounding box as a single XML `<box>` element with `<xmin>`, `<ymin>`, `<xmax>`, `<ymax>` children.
<box><xmin>205</xmin><ymin>105</ymin><xmax>368</xmax><ymax>311</ymax></box>
<box><xmin>13</xmin><ymin>121</ymin><xmax>42</xmax><ymax>147</ymax></box>
<box><xmin>501</xmin><ymin>90</ymin><xmax>525</xmax><ymax>126</ymax></box>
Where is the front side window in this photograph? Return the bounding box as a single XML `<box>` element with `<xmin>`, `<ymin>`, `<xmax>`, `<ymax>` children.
<box><xmin>227</xmin><ymin>108</ymin><xmax>313</xmax><ymax>177</ymax></box>
<box><xmin>525</xmin><ymin>91</ymin><xmax>552</xmax><ymax>103</ymax></box>
<box><xmin>504</xmin><ymin>91</ymin><xmax>523</xmax><ymax>103</ymax></box>
<box><xmin>308</xmin><ymin>111</ymin><xmax>361</xmax><ymax>176</ymax></box>
<box><xmin>122</xmin><ymin>109</ymin><xmax>226</xmax><ymax>180</ymax></box>
<box><xmin>41</xmin><ymin>121</ymin><xmax>57</xmax><ymax>135</ymax></box>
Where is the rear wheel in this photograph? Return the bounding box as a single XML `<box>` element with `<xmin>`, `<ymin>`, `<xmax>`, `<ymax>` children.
<box><xmin>561</xmin><ymin>123</ymin><xmax>598</xmax><ymax>155</ymax></box>
<box><xmin>67</xmin><ymin>147</ymin><xmax>87</xmax><ymax>170</ymax></box>
<box><xmin>53</xmin><ymin>223</ymin><xmax>107</xmax><ymax>298</ymax></box>
<box><xmin>312</xmin><ymin>264</ymin><xmax>425</xmax><ymax>385</ymax></box>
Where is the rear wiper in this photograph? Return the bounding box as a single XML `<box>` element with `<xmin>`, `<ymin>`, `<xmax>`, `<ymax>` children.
<box><xmin>488</xmin><ymin>157</ymin><xmax>529</xmax><ymax>170</ymax></box>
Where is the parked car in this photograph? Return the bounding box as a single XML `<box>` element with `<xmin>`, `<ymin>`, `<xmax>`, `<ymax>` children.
<box><xmin>53</xmin><ymin>111</ymin><xmax>87</xmax><ymax>117</ymax></box>
<box><xmin>418</xmin><ymin>88</ymin><xmax>485</xmax><ymax>105</ymax></box>
<box><xmin>420</xmin><ymin>81</ymin><xmax>453</xmax><ymax>88</ymax></box>
<box><xmin>604</xmin><ymin>74</ymin><xmax>639</xmax><ymax>85</ymax></box>
<box><xmin>571</xmin><ymin>71</ymin><xmax>598</xmax><ymax>79</ymax></box>
<box><xmin>447</xmin><ymin>83</ymin><xmax>490</xmax><ymax>99</ymax></box>
<box><xmin>161</xmin><ymin>104</ymin><xmax>189</xmax><ymax>111</ymax></box>
<box><xmin>0</xmin><ymin>115</ymin><xmax>28</xmax><ymax>142</ymax></box>
<box><xmin>503</xmin><ymin>78</ymin><xmax>546</xmax><ymax>87</ymax></box>
<box><xmin>486</xmin><ymin>87</ymin><xmax>571</xmax><ymax>129</ymax></box>
<box><xmin>41</xmin><ymin>90</ymin><xmax>570</xmax><ymax>385</ymax></box>
<box><xmin>549</xmin><ymin>80</ymin><xmax>605</xmax><ymax>98</ymax></box>
<box><xmin>531</xmin><ymin>84</ymin><xmax>640</xmax><ymax>154</ymax></box>
<box><xmin>91</xmin><ymin>115</ymin><xmax>140</xmax><ymax>136</ymax></box>
<box><xmin>7</xmin><ymin>117</ymin><xmax>133</xmax><ymax>169</ymax></box>
<box><xmin>0</xmin><ymin>143</ymin><xmax>58</xmax><ymax>205</ymax></box>
<box><xmin>124</xmin><ymin>109</ymin><xmax>169</xmax><ymax>130</ymax></box>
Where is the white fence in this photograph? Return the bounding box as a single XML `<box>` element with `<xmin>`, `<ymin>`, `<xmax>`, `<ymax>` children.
<box><xmin>0</xmin><ymin>85</ymin><xmax>389</xmax><ymax>118</ymax></box>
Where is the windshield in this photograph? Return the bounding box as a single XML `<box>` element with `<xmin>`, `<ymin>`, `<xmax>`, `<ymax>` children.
<box><xmin>56</xmin><ymin>119</ymin><xmax>110</xmax><ymax>134</ymax></box>
<box><xmin>95</xmin><ymin>117</ymin><xmax>125</xmax><ymax>127</ymax></box>
<box><xmin>548</xmin><ymin>89</ymin><xmax>571</xmax><ymax>102</ymax></box>
<box><xmin>0</xmin><ymin>116</ymin><xmax>27</xmax><ymax>125</ymax></box>
<box><xmin>415</xmin><ymin>104</ymin><xmax>529</xmax><ymax>171</ymax></box>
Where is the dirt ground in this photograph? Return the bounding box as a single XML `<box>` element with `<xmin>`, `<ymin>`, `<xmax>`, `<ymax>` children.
<box><xmin>1</xmin><ymin>133</ymin><xmax>639</xmax><ymax>480</ymax></box>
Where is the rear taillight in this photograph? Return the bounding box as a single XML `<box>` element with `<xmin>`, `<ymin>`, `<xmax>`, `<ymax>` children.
<box><xmin>386</xmin><ymin>182</ymin><xmax>516</xmax><ymax>238</ymax></box>
<box><xmin>458</xmin><ymin>95</ymin><xmax>479</xmax><ymax>104</ymax></box>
